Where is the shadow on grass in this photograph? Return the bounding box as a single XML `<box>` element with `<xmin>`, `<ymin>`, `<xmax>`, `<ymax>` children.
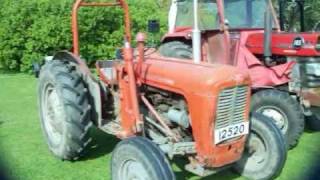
<box><xmin>79</xmin><ymin>128</ymin><xmax>242</xmax><ymax>179</ymax></box>
<box><xmin>173</xmin><ymin>157</ymin><xmax>240</xmax><ymax>180</ymax></box>
<box><xmin>80</xmin><ymin>127</ymin><xmax>119</xmax><ymax>161</ymax></box>
<box><xmin>304</xmin><ymin>156</ymin><xmax>320</xmax><ymax>180</ymax></box>
<box><xmin>304</xmin><ymin>124</ymin><xmax>319</xmax><ymax>134</ymax></box>
<box><xmin>0</xmin><ymin>70</ymin><xmax>23</xmax><ymax>75</ymax></box>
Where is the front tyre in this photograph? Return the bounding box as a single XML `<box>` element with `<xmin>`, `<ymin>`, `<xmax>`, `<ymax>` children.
<box><xmin>251</xmin><ymin>89</ymin><xmax>304</xmax><ymax>148</ymax></box>
<box><xmin>39</xmin><ymin>60</ymin><xmax>92</xmax><ymax>160</ymax></box>
<box><xmin>111</xmin><ymin>137</ymin><xmax>175</xmax><ymax>180</ymax></box>
<box><xmin>234</xmin><ymin>113</ymin><xmax>287</xmax><ymax>180</ymax></box>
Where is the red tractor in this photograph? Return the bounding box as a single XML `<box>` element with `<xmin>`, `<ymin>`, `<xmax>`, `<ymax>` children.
<box><xmin>37</xmin><ymin>0</ymin><xmax>286</xmax><ymax>179</ymax></box>
<box><xmin>160</xmin><ymin>0</ymin><xmax>320</xmax><ymax>149</ymax></box>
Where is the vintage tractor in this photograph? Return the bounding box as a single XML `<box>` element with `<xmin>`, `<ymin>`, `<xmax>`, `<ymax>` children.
<box><xmin>160</xmin><ymin>0</ymin><xmax>320</xmax><ymax>148</ymax></box>
<box><xmin>37</xmin><ymin>0</ymin><xmax>287</xmax><ymax>179</ymax></box>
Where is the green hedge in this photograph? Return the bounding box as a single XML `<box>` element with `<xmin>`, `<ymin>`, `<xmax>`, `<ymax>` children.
<box><xmin>0</xmin><ymin>0</ymin><xmax>167</xmax><ymax>72</ymax></box>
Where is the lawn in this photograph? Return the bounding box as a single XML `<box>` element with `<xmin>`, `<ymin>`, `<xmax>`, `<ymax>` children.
<box><xmin>0</xmin><ymin>74</ymin><xmax>319</xmax><ymax>180</ymax></box>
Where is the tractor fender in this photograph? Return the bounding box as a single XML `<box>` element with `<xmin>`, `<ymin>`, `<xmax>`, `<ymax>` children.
<box><xmin>252</xmin><ymin>86</ymin><xmax>275</xmax><ymax>91</ymax></box>
<box><xmin>161</xmin><ymin>29</ymin><xmax>192</xmax><ymax>43</ymax></box>
<box><xmin>52</xmin><ymin>51</ymin><xmax>103</xmax><ymax>125</ymax></box>
<box><xmin>251</xmin><ymin>86</ymin><xmax>291</xmax><ymax>95</ymax></box>
<box><xmin>53</xmin><ymin>51</ymin><xmax>92</xmax><ymax>77</ymax></box>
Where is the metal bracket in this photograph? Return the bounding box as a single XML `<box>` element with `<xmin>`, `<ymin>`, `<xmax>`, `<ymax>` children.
<box><xmin>185</xmin><ymin>160</ymin><xmax>231</xmax><ymax>177</ymax></box>
<box><xmin>159</xmin><ymin>142</ymin><xmax>196</xmax><ymax>159</ymax></box>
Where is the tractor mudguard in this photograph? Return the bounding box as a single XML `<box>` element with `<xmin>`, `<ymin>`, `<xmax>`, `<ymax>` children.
<box><xmin>161</xmin><ymin>28</ymin><xmax>191</xmax><ymax>43</ymax></box>
<box><xmin>52</xmin><ymin>51</ymin><xmax>103</xmax><ymax>125</ymax></box>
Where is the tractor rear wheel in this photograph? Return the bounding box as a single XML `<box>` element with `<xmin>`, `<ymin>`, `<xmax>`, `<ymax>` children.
<box><xmin>234</xmin><ymin>113</ymin><xmax>287</xmax><ymax>180</ymax></box>
<box><xmin>111</xmin><ymin>137</ymin><xmax>175</xmax><ymax>180</ymax></box>
<box><xmin>159</xmin><ymin>41</ymin><xmax>192</xmax><ymax>59</ymax></box>
<box><xmin>306</xmin><ymin>107</ymin><xmax>320</xmax><ymax>131</ymax></box>
<box><xmin>251</xmin><ymin>89</ymin><xmax>304</xmax><ymax>149</ymax></box>
<box><xmin>38</xmin><ymin>60</ymin><xmax>92</xmax><ymax>160</ymax></box>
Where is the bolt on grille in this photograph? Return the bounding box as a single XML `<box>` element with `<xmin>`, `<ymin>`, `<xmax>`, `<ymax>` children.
<box><xmin>215</xmin><ymin>86</ymin><xmax>249</xmax><ymax>129</ymax></box>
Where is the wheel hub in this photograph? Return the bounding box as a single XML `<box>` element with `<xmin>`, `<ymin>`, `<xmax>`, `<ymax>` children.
<box><xmin>247</xmin><ymin>135</ymin><xmax>266</xmax><ymax>164</ymax></box>
<box><xmin>258</xmin><ymin>106</ymin><xmax>288</xmax><ymax>134</ymax></box>
<box><xmin>242</xmin><ymin>133</ymin><xmax>268</xmax><ymax>171</ymax></box>
<box><xmin>43</xmin><ymin>84</ymin><xmax>64</xmax><ymax>146</ymax></box>
<box><xmin>120</xmin><ymin>159</ymin><xmax>149</xmax><ymax>180</ymax></box>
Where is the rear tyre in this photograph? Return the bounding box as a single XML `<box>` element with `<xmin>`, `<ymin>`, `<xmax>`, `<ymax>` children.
<box><xmin>38</xmin><ymin>60</ymin><xmax>92</xmax><ymax>160</ymax></box>
<box><xmin>159</xmin><ymin>41</ymin><xmax>192</xmax><ymax>59</ymax></box>
<box><xmin>306</xmin><ymin>107</ymin><xmax>320</xmax><ymax>131</ymax></box>
<box><xmin>111</xmin><ymin>137</ymin><xmax>175</xmax><ymax>180</ymax></box>
<box><xmin>234</xmin><ymin>113</ymin><xmax>287</xmax><ymax>180</ymax></box>
<box><xmin>251</xmin><ymin>89</ymin><xmax>304</xmax><ymax>148</ymax></box>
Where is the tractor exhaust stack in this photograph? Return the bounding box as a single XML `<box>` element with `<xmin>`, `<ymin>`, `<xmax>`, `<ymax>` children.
<box><xmin>264</xmin><ymin>6</ymin><xmax>273</xmax><ymax>66</ymax></box>
<box><xmin>192</xmin><ymin>0</ymin><xmax>201</xmax><ymax>64</ymax></box>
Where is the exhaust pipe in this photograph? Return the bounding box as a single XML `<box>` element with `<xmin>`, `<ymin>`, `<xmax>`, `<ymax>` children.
<box><xmin>297</xmin><ymin>0</ymin><xmax>305</xmax><ymax>32</ymax></box>
<box><xmin>192</xmin><ymin>0</ymin><xmax>201</xmax><ymax>64</ymax></box>
<box><xmin>264</xmin><ymin>6</ymin><xmax>273</xmax><ymax>66</ymax></box>
<box><xmin>279</xmin><ymin>0</ymin><xmax>285</xmax><ymax>31</ymax></box>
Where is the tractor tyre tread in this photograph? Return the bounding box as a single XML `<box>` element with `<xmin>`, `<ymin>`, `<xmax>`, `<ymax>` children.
<box><xmin>251</xmin><ymin>89</ymin><xmax>304</xmax><ymax>149</ymax></box>
<box><xmin>234</xmin><ymin>113</ymin><xmax>287</xmax><ymax>180</ymax></box>
<box><xmin>39</xmin><ymin>60</ymin><xmax>92</xmax><ymax>161</ymax></box>
<box><xmin>159</xmin><ymin>40</ymin><xmax>192</xmax><ymax>59</ymax></box>
<box><xmin>111</xmin><ymin>137</ymin><xmax>175</xmax><ymax>180</ymax></box>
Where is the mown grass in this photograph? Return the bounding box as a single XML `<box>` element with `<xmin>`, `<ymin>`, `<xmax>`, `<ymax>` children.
<box><xmin>0</xmin><ymin>74</ymin><xmax>319</xmax><ymax>180</ymax></box>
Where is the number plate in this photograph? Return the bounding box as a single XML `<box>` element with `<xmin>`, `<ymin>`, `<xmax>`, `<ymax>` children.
<box><xmin>214</xmin><ymin>122</ymin><xmax>249</xmax><ymax>144</ymax></box>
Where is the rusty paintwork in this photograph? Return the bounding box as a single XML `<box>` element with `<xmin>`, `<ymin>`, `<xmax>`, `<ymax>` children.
<box><xmin>104</xmin><ymin>50</ymin><xmax>252</xmax><ymax>167</ymax></box>
<box><xmin>65</xmin><ymin>0</ymin><xmax>251</xmax><ymax>168</ymax></box>
<box><xmin>140</xmin><ymin>54</ymin><xmax>251</xmax><ymax>167</ymax></box>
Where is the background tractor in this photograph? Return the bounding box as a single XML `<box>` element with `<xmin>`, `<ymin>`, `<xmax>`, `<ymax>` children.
<box><xmin>37</xmin><ymin>0</ymin><xmax>286</xmax><ymax>179</ymax></box>
<box><xmin>160</xmin><ymin>0</ymin><xmax>320</xmax><ymax>149</ymax></box>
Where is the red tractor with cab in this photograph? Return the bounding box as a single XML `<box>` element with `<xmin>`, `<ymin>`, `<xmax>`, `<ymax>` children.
<box><xmin>37</xmin><ymin>0</ymin><xmax>287</xmax><ymax>179</ymax></box>
<box><xmin>160</xmin><ymin>0</ymin><xmax>320</xmax><ymax>149</ymax></box>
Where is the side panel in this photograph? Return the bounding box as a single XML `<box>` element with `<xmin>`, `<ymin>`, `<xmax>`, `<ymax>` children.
<box><xmin>246</xmin><ymin>32</ymin><xmax>320</xmax><ymax>56</ymax></box>
<box><xmin>236</xmin><ymin>31</ymin><xmax>294</xmax><ymax>87</ymax></box>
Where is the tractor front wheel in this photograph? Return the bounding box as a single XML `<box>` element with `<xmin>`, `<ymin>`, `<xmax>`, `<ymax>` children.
<box><xmin>39</xmin><ymin>60</ymin><xmax>92</xmax><ymax>160</ymax></box>
<box><xmin>234</xmin><ymin>113</ymin><xmax>287</xmax><ymax>180</ymax></box>
<box><xmin>251</xmin><ymin>89</ymin><xmax>304</xmax><ymax>149</ymax></box>
<box><xmin>111</xmin><ymin>137</ymin><xmax>175</xmax><ymax>180</ymax></box>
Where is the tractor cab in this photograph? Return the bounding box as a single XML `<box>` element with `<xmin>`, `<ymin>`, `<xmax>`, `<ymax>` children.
<box><xmin>164</xmin><ymin>0</ymin><xmax>280</xmax><ymax>65</ymax></box>
<box><xmin>163</xmin><ymin>0</ymin><xmax>320</xmax><ymax>90</ymax></box>
<box><xmin>169</xmin><ymin>0</ymin><xmax>275</xmax><ymax>32</ymax></box>
<box><xmin>161</xmin><ymin>0</ymin><xmax>320</xmax><ymax>148</ymax></box>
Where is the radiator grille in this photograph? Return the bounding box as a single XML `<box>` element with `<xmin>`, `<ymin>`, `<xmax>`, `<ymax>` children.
<box><xmin>215</xmin><ymin>86</ymin><xmax>249</xmax><ymax>129</ymax></box>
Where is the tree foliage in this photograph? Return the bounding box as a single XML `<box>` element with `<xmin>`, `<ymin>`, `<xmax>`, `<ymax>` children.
<box><xmin>272</xmin><ymin>0</ymin><xmax>320</xmax><ymax>31</ymax></box>
<box><xmin>0</xmin><ymin>0</ymin><xmax>167</xmax><ymax>72</ymax></box>
<box><xmin>1</xmin><ymin>0</ymin><xmax>320</xmax><ymax>72</ymax></box>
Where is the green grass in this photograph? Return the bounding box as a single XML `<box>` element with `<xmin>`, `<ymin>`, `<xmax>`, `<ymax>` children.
<box><xmin>0</xmin><ymin>74</ymin><xmax>319</xmax><ymax>180</ymax></box>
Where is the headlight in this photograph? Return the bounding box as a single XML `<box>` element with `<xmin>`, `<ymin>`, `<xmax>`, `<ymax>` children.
<box><xmin>293</xmin><ymin>36</ymin><xmax>304</xmax><ymax>49</ymax></box>
<box><xmin>306</xmin><ymin>62</ymin><xmax>320</xmax><ymax>76</ymax></box>
<box><xmin>299</xmin><ymin>57</ymin><xmax>320</xmax><ymax>88</ymax></box>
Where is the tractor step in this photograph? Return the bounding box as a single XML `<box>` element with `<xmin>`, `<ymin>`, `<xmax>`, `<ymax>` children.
<box><xmin>100</xmin><ymin>121</ymin><xmax>122</xmax><ymax>135</ymax></box>
<box><xmin>185</xmin><ymin>162</ymin><xmax>230</xmax><ymax>177</ymax></box>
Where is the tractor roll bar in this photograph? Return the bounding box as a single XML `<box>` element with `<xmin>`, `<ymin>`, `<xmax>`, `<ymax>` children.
<box><xmin>216</xmin><ymin>0</ymin><xmax>230</xmax><ymax>64</ymax></box>
<box><xmin>72</xmin><ymin>0</ymin><xmax>132</xmax><ymax>56</ymax></box>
